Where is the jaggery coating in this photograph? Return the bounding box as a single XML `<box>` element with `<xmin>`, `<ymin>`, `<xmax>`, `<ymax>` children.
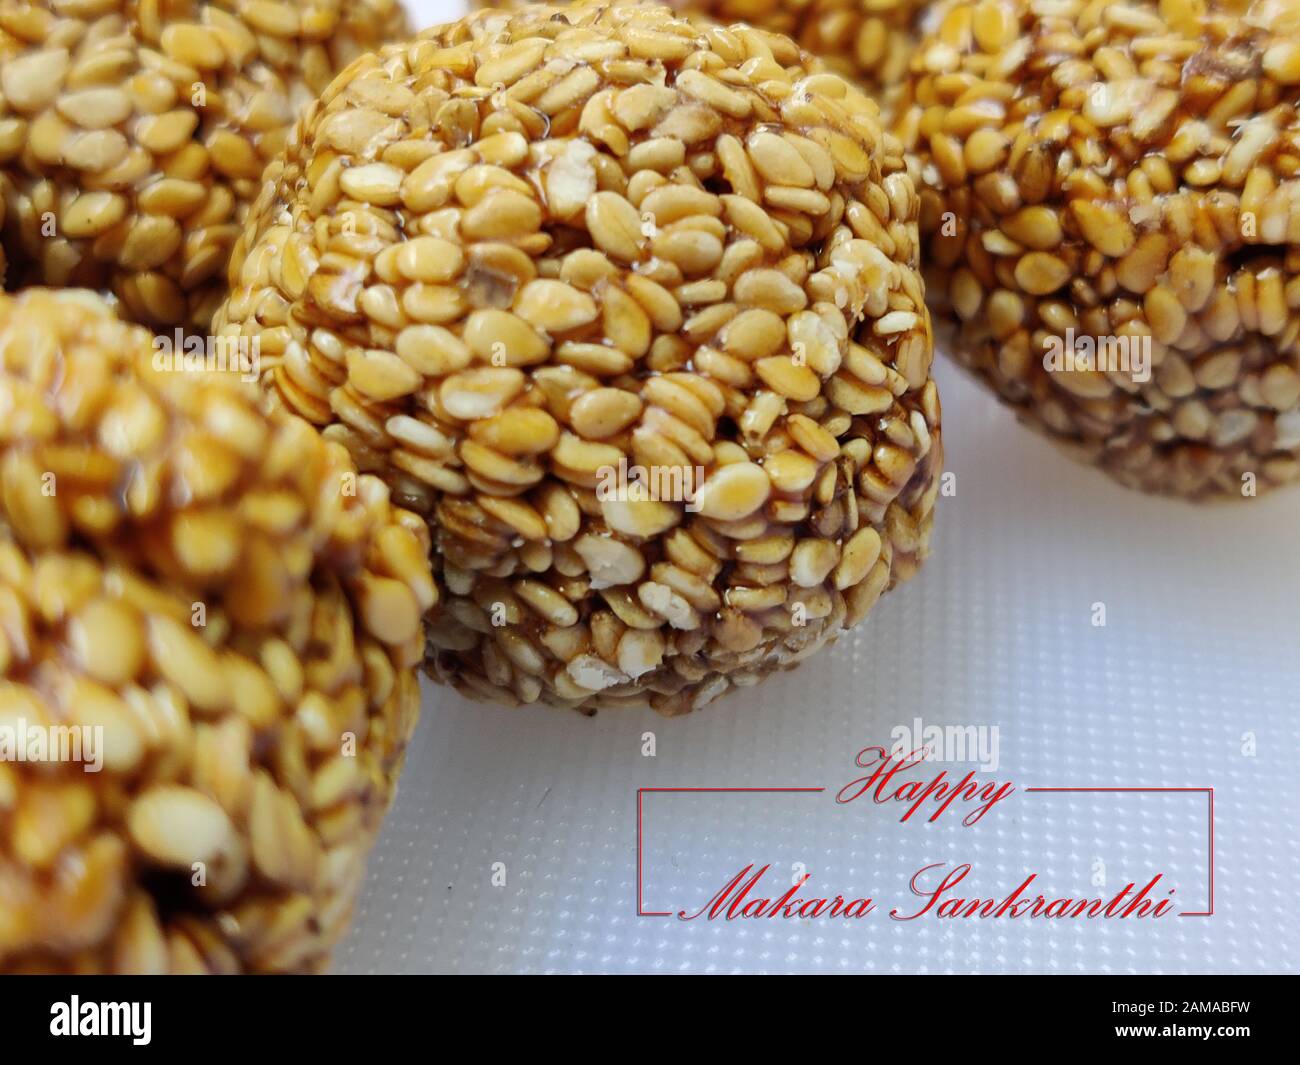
<box><xmin>216</xmin><ymin>2</ymin><xmax>943</xmax><ymax>716</ymax></box>
<box><xmin>0</xmin><ymin>0</ymin><xmax>410</xmax><ymax>330</ymax></box>
<box><xmin>470</xmin><ymin>0</ymin><xmax>930</xmax><ymax>96</ymax></box>
<box><xmin>736</xmin><ymin>0</ymin><xmax>927</xmax><ymax>93</ymax></box>
<box><xmin>0</xmin><ymin>289</ymin><xmax>435</xmax><ymax>973</ymax></box>
<box><xmin>896</xmin><ymin>0</ymin><xmax>1300</xmax><ymax>499</ymax></box>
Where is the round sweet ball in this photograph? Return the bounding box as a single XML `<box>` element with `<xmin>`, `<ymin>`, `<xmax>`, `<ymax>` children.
<box><xmin>684</xmin><ymin>0</ymin><xmax>930</xmax><ymax>95</ymax></box>
<box><xmin>0</xmin><ymin>0</ymin><xmax>410</xmax><ymax>331</ymax></box>
<box><xmin>896</xmin><ymin>0</ymin><xmax>1300</xmax><ymax>499</ymax></box>
<box><xmin>216</xmin><ymin>2</ymin><xmax>943</xmax><ymax>716</ymax></box>
<box><xmin>0</xmin><ymin>289</ymin><xmax>435</xmax><ymax>973</ymax></box>
<box><xmin>470</xmin><ymin>0</ymin><xmax>930</xmax><ymax>97</ymax></box>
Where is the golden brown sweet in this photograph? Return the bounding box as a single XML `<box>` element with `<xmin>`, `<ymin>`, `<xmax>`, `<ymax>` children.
<box><xmin>0</xmin><ymin>0</ymin><xmax>410</xmax><ymax>330</ymax></box>
<box><xmin>216</xmin><ymin>2</ymin><xmax>942</xmax><ymax>716</ymax></box>
<box><xmin>896</xmin><ymin>0</ymin><xmax>1300</xmax><ymax>499</ymax></box>
<box><xmin>0</xmin><ymin>288</ymin><xmax>434</xmax><ymax>973</ymax></box>
<box><xmin>470</xmin><ymin>0</ymin><xmax>930</xmax><ymax>96</ymax></box>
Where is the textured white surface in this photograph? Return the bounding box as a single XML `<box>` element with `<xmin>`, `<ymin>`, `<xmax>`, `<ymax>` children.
<box><xmin>335</xmin><ymin>1</ymin><xmax>1300</xmax><ymax>974</ymax></box>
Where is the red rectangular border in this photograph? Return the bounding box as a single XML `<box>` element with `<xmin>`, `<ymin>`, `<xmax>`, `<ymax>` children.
<box><xmin>1024</xmin><ymin>787</ymin><xmax>1215</xmax><ymax>916</ymax></box>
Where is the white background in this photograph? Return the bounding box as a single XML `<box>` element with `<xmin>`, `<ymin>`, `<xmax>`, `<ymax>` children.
<box><xmin>335</xmin><ymin>1</ymin><xmax>1300</xmax><ymax>973</ymax></box>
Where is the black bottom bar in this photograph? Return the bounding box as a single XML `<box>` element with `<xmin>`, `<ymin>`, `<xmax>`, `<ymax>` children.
<box><xmin>0</xmin><ymin>974</ymin><xmax>1287</xmax><ymax>1051</ymax></box>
